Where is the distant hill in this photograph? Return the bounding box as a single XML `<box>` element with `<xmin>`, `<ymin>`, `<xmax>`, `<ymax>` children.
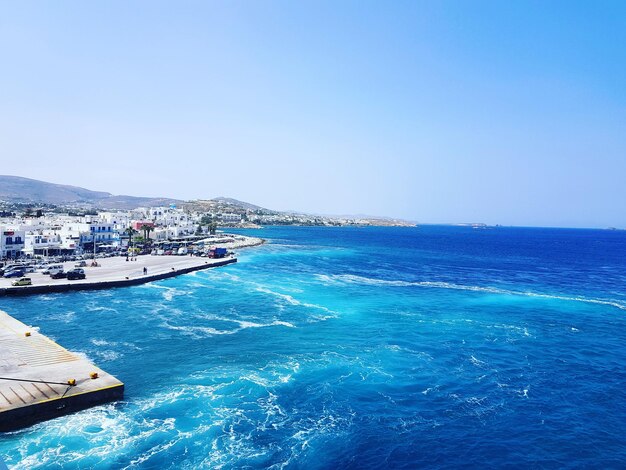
<box><xmin>181</xmin><ymin>197</ymin><xmax>277</xmax><ymax>215</ymax></box>
<box><xmin>0</xmin><ymin>175</ymin><xmax>181</xmax><ymax>209</ymax></box>
<box><xmin>210</xmin><ymin>197</ymin><xmax>267</xmax><ymax>212</ymax></box>
<box><xmin>0</xmin><ymin>175</ymin><xmax>415</xmax><ymax>226</ymax></box>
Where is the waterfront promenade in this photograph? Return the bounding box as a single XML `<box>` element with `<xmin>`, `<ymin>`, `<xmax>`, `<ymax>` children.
<box><xmin>0</xmin><ymin>254</ymin><xmax>237</xmax><ymax>296</ymax></box>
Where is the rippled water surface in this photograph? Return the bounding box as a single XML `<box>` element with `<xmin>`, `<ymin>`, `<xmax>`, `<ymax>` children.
<box><xmin>1</xmin><ymin>226</ymin><xmax>626</xmax><ymax>468</ymax></box>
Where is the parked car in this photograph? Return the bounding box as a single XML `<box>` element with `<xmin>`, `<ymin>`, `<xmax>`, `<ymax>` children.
<box><xmin>50</xmin><ymin>271</ymin><xmax>67</xmax><ymax>279</ymax></box>
<box><xmin>11</xmin><ymin>277</ymin><xmax>32</xmax><ymax>286</ymax></box>
<box><xmin>4</xmin><ymin>269</ymin><xmax>25</xmax><ymax>278</ymax></box>
<box><xmin>66</xmin><ymin>268</ymin><xmax>86</xmax><ymax>280</ymax></box>
<box><xmin>43</xmin><ymin>265</ymin><xmax>63</xmax><ymax>275</ymax></box>
<box><xmin>75</xmin><ymin>261</ymin><xmax>87</xmax><ymax>267</ymax></box>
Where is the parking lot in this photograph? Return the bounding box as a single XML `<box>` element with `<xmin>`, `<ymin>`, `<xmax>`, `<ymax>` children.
<box><xmin>0</xmin><ymin>253</ymin><xmax>234</xmax><ymax>289</ymax></box>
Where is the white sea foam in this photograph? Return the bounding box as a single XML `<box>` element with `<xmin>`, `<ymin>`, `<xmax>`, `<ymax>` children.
<box><xmin>160</xmin><ymin>322</ymin><xmax>236</xmax><ymax>337</ymax></box>
<box><xmin>255</xmin><ymin>286</ymin><xmax>338</xmax><ymax>317</ymax></box>
<box><xmin>7</xmin><ymin>402</ymin><xmax>179</xmax><ymax>469</ymax></box>
<box><xmin>3</xmin><ymin>354</ymin><xmax>349</xmax><ymax>470</ymax></box>
<box><xmin>160</xmin><ymin>317</ymin><xmax>295</xmax><ymax>338</ymax></box>
<box><xmin>95</xmin><ymin>350</ymin><xmax>122</xmax><ymax>361</ymax></box>
<box><xmin>204</xmin><ymin>313</ymin><xmax>296</xmax><ymax>330</ymax></box>
<box><xmin>316</xmin><ymin>274</ymin><xmax>626</xmax><ymax>311</ymax></box>
<box><xmin>234</xmin><ymin>319</ymin><xmax>296</xmax><ymax>329</ymax></box>
<box><xmin>220</xmin><ymin>272</ymin><xmax>242</xmax><ymax>282</ymax></box>
<box><xmin>469</xmin><ymin>355</ymin><xmax>488</xmax><ymax>368</ymax></box>
<box><xmin>89</xmin><ymin>338</ymin><xmax>140</xmax><ymax>350</ymax></box>
<box><xmin>84</xmin><ymin>305</ymin><xmax>118</xmax><ymax>313</ymax></box>
<box><xmin>53</xmin><ymin>310</ymin><xmax>76</xmax><ymax>323</ymax></box>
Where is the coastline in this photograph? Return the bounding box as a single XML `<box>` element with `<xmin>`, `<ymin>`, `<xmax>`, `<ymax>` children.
<box><xmin>0</xmin><ymin>235</ymin><xmax>265</xmax><ymax>297</ymax></box>
<box><xmin>0</xmin><ymin>257</ymin><xmax>237</xmax><ymax>297</ymax></box>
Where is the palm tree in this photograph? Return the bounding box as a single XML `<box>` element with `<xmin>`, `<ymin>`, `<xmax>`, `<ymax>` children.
<box><xmin>140</xmin><ymin>224</ymin><xmax>154</xmax><ymax>243</ymax></box>
<box><xmin>124</xmin><ymin>226</ymin><xmax>138</xmax><ymax>239</ymax></box>
<box><xmin>124</xmin><ymin>226</ymin><xmax>138</xmax><ymax>251</ymax></box>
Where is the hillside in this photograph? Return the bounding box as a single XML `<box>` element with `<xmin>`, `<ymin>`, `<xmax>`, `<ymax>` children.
<box><xmin>181</xmin><ymin>197</ymin><xmax>276</xmax><ymax>214</ymax></box>
<box><xmin>210</xmin><ymin>197</ymin><xmax>268</xmax><ymax>212</ymax></box>
<box><xmin>0</xmin><ymin>175</ymin><xmax>181</xmax><ymax>209</ymax></box>
<box><xmin>0</xmin><ymin>175</ymin><xmax>415</xmax><ymax>226</ymax></box>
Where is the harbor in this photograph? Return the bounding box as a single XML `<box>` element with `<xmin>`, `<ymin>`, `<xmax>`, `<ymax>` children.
<box><xmin>0</xmin><ymin>309</ymin><xmax>124</xmax><ymax>431</ymax></box>
<box><xmin>0</xmin><ymin>237</ymin><xmax>260</xmax><ymax>432</ymax></box>
<box><xmin>0</xmin><ymin>254</ymin><xmax>238</xmax><ymax>296</ymax></box>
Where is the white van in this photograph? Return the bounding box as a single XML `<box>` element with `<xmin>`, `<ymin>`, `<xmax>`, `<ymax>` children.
<box><xmin>44</xmin><ymin>265</ymin><xmax>64</xmax><ymax>275</ymax></box>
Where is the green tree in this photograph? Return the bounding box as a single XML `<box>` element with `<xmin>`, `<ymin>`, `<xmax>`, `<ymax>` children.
<box><xmin>124</xmin><ymin>226</ymin><xmax>138</xmax><ymax>244</ymax></box>
<box><xmin>139</xmin><ymin>224</ymin><xmax>154</xmax><ymax>243</ymax></box>
<box><xmin>200</xmin><ymin>214</ymin><xmax>213</xmax><ymax>226</ymax></box>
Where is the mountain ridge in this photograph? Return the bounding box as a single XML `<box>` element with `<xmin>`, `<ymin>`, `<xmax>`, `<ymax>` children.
<box><xmin>0</xmin><ymin>175</ymin><xmax>415</xmax><ymax>225</ymax></box>
<box><xmin>0</xmin><ymin>175</ymin><xmax>181</xmax><ymax>210</ymax></box>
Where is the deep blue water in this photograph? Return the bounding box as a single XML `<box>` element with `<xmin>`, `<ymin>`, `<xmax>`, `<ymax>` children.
<box><xmin>1</xmin><ymin>225</ymin><xmax>626</xmax><ymax>469</ymax></box>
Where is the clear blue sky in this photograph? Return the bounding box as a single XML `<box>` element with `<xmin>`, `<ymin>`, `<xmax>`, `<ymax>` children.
<box><xmin>1</xmin><ymin>1</ymin><xmax>625</xmax><ymax>228</ymax></box>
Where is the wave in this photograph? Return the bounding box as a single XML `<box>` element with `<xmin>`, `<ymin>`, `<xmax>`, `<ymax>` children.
<box><xmin>316</xmin><ymin>274</ymin><xmax>626</xmax><ymax>311</ymax></box>
<box><xmin>6</xmin><ymin>400</ymin><xmax>183</xmax><ymax>470</ymax></box>
<box><xmin>93</xmin><ymin>350</ymin><xmax>122</xmax><ymax>361</ymax></box>
<box><xmin>160</xmin><ymin>317</ymin><xmax>295</xmax><ymax>338</ymax></box>
<box><xmin>254</xmin><ymin>286</ymin><xmax>338</xmax><ymax>316</ymax></box>
<box><xmin>90</xmin><ymin>338</ymin><xmax>141</xmax><ymax>350</ymax></box>
<box><xmin>84</xmin><ymin>305</ymin><xmax>118</xmax><ymax>313</ymax></box>
<box><xmin>52</xmin><ymin>310</ymin><xmax>76</xmax><ymax>323</ymax></box>
<box><xmin>235</xmin><ymin>319</ymin><xmax>296</xmax><ymax>329</ymax></box>
<box><xmin>1</xmin><ymin>352</ymin><xmax>353</xmax><ymax>470</ymax></box>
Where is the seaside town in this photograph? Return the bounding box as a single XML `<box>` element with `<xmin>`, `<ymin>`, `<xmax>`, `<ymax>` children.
<box><xmin>0</xmin><ymin>204</ymin><xmax>248</xmax><ymax>261</ymax></box>
<box><xmin>0</xmin><ymin>197</ymin><xmax>414</xmax><ymax>261</ymax></box>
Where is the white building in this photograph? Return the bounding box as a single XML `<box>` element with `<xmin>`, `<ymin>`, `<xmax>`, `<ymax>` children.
<box><xmin>23</xmin><ymin>231</ymin><xmax>63</xmax><ymax>256</ymax></box>
<box><xmin>152</xmin><ymin>224</ymin><xmax>196</xmax><ymax>241</ymax></box>
<box><xmin>219</xmin><ymin>213</ymin><xmax>242</xmax><ymax>224</ymax></box>
<box><xmin>58</xmin><ymin>220</ymin><xmax>120</xmax><ymax>251</ymax></box>
<box><xmin>146</xmin><ymin>206</ymin><xmax>191</xmax><ymax>226</ymax></box>
<box><xmin>0</xmin><ymin>227</ymin><xmax>26</xmax><ymax>259</ymax></box>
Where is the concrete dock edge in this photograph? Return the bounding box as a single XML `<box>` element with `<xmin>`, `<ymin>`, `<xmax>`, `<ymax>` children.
<box><xmin>0</xmin><ymin>257</ymin><xmax>236</xmax><ymax>297</ymax></box>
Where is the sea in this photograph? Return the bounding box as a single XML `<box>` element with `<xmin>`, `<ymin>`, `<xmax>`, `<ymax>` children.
<box><xmin>1</xmin><ymin>225</ymin><xmax>625</xmax><ymax>469</ymax></box>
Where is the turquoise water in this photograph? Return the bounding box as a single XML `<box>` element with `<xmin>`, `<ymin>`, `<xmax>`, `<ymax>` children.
<box><xmin>1</xmin><ymin>226</ymin><xmax>626</xmax><ymax>468</ymax></box>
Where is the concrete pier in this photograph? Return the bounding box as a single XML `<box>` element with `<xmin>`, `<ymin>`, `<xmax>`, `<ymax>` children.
<box><xmin>0</xmin><ymin>310</ymin><xmax>124</xmax><ymax>431</ymax></box>
<box><xmin>0</xmin><ymin>255</ymin><xmax>237</xmax><ymax>297</ymax></box>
